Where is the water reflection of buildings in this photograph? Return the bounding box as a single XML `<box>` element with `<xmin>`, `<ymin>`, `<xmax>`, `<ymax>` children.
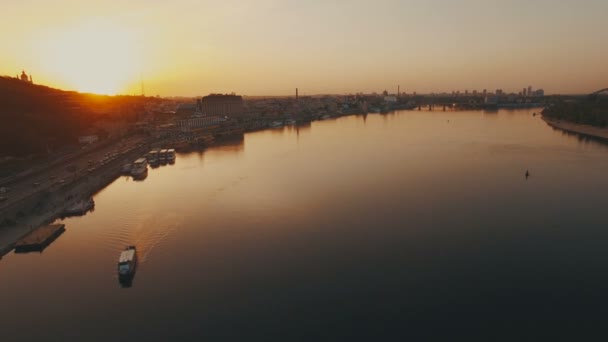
<box><xmin>180</xmin><ymin>135</ymin><xmax>245</xmax><ymax>158</ymax></box>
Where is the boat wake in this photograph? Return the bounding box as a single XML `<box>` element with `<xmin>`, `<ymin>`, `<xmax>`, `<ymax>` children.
<box><xmin>132</xmin><ymin>212</ymin><xmax>181</xmax><ymax>263</ymax></box>
<box><xmin>97</xmin><ymin>209</ymin><xmax>182</xmax><ymax>264</ymax></box>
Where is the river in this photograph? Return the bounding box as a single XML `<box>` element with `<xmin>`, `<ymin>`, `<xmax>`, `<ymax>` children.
<box><xmin>2</xmin><ymin>109</ymin><xmax>608</xmax><ymax>341</ymax></box>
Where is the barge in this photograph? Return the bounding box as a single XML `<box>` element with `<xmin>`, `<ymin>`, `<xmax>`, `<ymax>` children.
<box><xmin>14</xmin><ymin>224</ymin><xmax>66</xmax><ymax>253</ymax></box>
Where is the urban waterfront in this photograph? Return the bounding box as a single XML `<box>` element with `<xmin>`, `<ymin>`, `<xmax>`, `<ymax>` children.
<box><xmin>2</xmin><ymin>109</ymin><xmax>608</xmax><ymax>340</ymax></box>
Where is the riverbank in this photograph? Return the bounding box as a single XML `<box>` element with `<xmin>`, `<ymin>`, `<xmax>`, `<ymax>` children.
<box><xmin>542</xmin><ymin>116</ymin><xmax>608</xmax><ymax>141</ymax></box>
<box><xmin>0</xmin><ymin>144</ymin><xmax>149</xmax><ymax>258</ymax></box>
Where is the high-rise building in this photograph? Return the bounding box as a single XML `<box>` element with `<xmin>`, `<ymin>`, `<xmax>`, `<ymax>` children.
<box><xmin>523</xmin><ymin>88</ymin><xmax>527</xmax><ymax>97</ymax></box>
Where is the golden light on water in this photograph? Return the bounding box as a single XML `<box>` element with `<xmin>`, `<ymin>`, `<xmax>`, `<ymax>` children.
<box><xmin>33</xmin><ymin>20</ymin><xmax>141</xmax><ymax>95</ymax></box>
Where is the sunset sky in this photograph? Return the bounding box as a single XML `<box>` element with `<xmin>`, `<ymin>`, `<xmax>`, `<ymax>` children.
<box><xmin>2</xmin><ymin>0</ymin><xmax>607</xmax><ymax>96</ymax></box>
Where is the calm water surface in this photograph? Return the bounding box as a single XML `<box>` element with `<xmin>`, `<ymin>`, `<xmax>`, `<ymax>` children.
<box><xmin>2</xmin><ymin>109</ymin><xmax>608</xmax><ymax>341</ymax></box>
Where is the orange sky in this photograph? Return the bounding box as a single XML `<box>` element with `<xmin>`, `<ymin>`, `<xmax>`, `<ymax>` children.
<box><xmin>2</xmin><ymin>0</ymin><xmax>607</xmax><ymax>96</ymax></box>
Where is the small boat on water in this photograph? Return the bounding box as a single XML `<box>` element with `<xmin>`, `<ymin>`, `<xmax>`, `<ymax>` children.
<box><xmin>63</xmin><ymin>198</ymin><xmax>94</xmax><ymax>217</ymax></box>
<box><xmin>166</xmin><ymin>149</ymin><xmax>176</xmax><ymax>162</ymax></box>
<box><xmin>131</xmin><ymin>158</ymin><xmax>148</xmax><ymax>178</ymax></box>
<box><xmin>270</xmin><ymin>121</ymin><xmax>283</xmax><ymax>128</ymax></box>
<box><xmin>118</xmin><ymin>246</ymin><xmax>138</xmax><ymax>284</ymax></box>
<box><xmin>159</xmin><ymin>149</ymin><xmax>168</xmax><ymax>163</ymax></box>
<box><xmin>147</xmin><ymin>150</ymin><xmax>160</xmax><ymax>166</ymax></box>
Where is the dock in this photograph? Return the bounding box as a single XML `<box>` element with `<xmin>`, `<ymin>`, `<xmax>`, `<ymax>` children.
<box><xmin>14</xmin><ymin>224</ymin><xmax>65</xmax><ymax>253</ymax></box>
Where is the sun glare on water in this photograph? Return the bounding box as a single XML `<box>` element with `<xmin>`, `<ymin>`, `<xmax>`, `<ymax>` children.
<box><xmin>35</xmin><ymin>21</ymin><xmax>141</xmax><ymax>95</ymax></box>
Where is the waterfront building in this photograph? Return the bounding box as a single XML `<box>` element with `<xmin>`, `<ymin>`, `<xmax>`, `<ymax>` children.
<box><xmin>198</xmin><ymin>94</ymin><xmax>244</xmax><ymax>117</ymax></box>
<box><xmin>176</xmin><ymin>116</ymin><xmax>226</xmax><ymax>131</ymax></box>
<box><xmin>384</xmin><ymin>95</ymin><xmax>397</xmax><ymax>103</ymax></box>
<box><xmin>484</xmin><ymin>96</ymin><xmax>498</xmax><ymax>105</ymax></box>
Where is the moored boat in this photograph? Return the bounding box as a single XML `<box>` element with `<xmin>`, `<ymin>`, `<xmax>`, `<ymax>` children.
<box><xmin>166</xmin><ymin>149</ymin><xmax>176</xmax><ymax>162</ymax></box>
<box><xmin>131</xmin><ymin>158</ymin><xmax>148</xmax><ymax>178</ymax></box>
<box><xmin>159</xmin><ymin>149</ymin><xmax>168</xmax><ymax>163</ymax></box>
<box><xmin>147</xmin><ymin>150</ymin><xmax>160</xmax><ymax>165</ymax></box>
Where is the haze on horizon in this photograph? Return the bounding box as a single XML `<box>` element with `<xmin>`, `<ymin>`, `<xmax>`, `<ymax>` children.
<box><xmin>2</xmin><ymin>0</ymin><xmax>607</xmax><ymax>96</ymax></box>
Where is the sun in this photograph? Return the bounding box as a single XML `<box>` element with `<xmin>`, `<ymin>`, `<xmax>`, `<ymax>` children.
<box><xmin>35</xmin><ymin>20</ymin><xmax>141</xmax><ymax>95</ymax></box>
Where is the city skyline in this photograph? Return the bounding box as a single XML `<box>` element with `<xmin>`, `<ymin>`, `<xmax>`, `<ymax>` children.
<box><xmin>2</xmin><ymin>0</ymin><xmax>607</xmax><ymax>96</ymax></box>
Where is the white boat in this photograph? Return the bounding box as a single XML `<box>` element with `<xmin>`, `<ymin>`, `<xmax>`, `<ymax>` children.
<box><xmin>117</xmin><ymin>246</ymin><xmax>137</xmax><ymax>282</ymax></box>
<box><xmin>285</xmin><ymin>119</ymin><xmax>297</xmax><ymax>125</ymax></box>
<box><xmin>270</xmin><ymin>121</ymin><xmax>283</xmax><ymax>128</ymax></box>
<box><xmin>131</xmin><ymin>158</ymin><xmax>148</xmax><ymax>177</ymax></box>
<box><xmin>147</xmin><ymin>150</ymin><xmax>159</xmax><ymax>165</ymax></box>
<box><xmin>159</xmin><ymin>149</ymin><xmax>168</xmax><ymax>163</ymax></box>
<box><xmin>166</xmin><ymin>149</ymin><xmax>176</xmax><ymax>162</ymax></box>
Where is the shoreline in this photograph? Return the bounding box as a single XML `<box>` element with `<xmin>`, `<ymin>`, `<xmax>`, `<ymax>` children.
<box><xmin>541</xmin><ymin>116</ymin><xmax>608</xmax><ymax>141</ymax></box>
<box><xmin>0</xmin><ymin>145</ymin><xmax>148</xmax><ymax>258</ymax></box>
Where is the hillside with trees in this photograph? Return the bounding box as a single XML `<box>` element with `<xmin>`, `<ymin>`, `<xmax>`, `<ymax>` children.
<box><xmin>542</xmin><ymin>96</ymin><xmax>608</xmax><ymax>127</ymax></box>
<box><xmin>0</xmin><ymin>76</ymin><xmax>156</xmax><ymax>157</ymax></box>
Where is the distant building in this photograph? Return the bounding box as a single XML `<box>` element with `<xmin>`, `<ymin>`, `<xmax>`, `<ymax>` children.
<box><xmin>532</xmin><ymin>89</ymin><xmax>545</xmax><ymax>97</ymax></box>
<box><xmin>19</xmin><ymin>70</ymin><xmax>33</xmax><ymax>84</ymax></box>
<box><xmin>484</xmin><ymin>96</ymin><xmax>498</xmax><ymax>105</ymax></box>
<box><xmin>176</xmin><ymin>116</ymin><xmax>227</xmax><ymax>131</ymax></box>
<box><xmin>176</xmin><ymin>103</ymin><xmax>197</xmax><ymax>117</ymax></box>
<box><xmin>384</xmin><ymin>95</ymin><xmax>397</xmax><ymax>103</ymax></box>
<box><xmin>198</xmin><ymin>94</ymin><xmax>244</xmax><ymax>117</ymax></box>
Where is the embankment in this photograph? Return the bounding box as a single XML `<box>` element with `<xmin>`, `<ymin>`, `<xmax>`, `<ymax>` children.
<box><xmin>542</xmin><ymin>116</ymin><xmax>608</xmax><ymax>141</ymax></box>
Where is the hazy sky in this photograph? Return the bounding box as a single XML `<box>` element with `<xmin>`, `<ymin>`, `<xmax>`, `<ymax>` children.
<box><xmin>2</xmin><ymin>0</ymin><xmax>607</xmax><ymax>95</ymax></box>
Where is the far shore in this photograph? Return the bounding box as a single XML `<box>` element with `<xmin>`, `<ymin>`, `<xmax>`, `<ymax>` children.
<box><xmin>541</xmin><ymin>116</ymin><xmax>608</xmax><ymax>141</ymax></box>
